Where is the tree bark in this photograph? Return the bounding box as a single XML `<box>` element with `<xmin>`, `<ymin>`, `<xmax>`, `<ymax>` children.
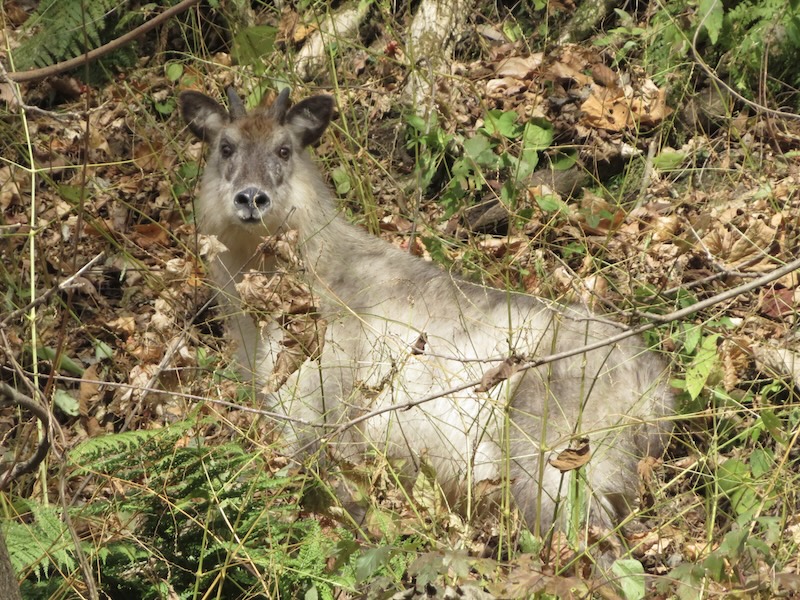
<box><xmin>0</xmin><ymin>531</ymin><xmax>21</xmax><ymax>600</ymax></box>
<box><xmin>403</xmin><ymin>0</ymin><xmax>477</xmax><ymax>108</ymax></box>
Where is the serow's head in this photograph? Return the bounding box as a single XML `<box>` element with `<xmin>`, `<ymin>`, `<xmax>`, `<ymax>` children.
<box><xmin>180</xmin><ymin>87</ymin><xmax>334</xmax><ymax>232</ymax></box>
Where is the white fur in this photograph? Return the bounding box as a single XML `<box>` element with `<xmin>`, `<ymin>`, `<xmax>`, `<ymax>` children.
<box><xmin>183</xmin><ymin>92</ymin><xmax>675</xmax><ymax>533</ymax></box>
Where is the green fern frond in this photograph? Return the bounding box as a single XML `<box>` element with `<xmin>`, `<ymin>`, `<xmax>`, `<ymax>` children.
<box><xmin>69</xmin><ymin>419</ymin><xmax>194</xmax><ymax>470</ymax></box>
<box><xmin>10</xmin><ymin>0</ymin><xmax>154</xmax><ymax>72</ymax></box>
<box><xmin>4</xmin><ymin>503</ymin><xmax>75</xmax><ymax>580</ymax></box>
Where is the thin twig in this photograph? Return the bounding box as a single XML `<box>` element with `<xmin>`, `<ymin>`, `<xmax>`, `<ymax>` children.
<box><xmin>293</xmin><ymin>253</ymin><xmax>800</xmax><ymax>454</ymax></box>
<box><xmin>0</xmin><ymin>252</ymin><xmax>104</xmax><ymax>328</ymax></box>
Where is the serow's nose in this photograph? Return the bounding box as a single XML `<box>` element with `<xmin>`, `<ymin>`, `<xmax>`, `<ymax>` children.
<box><xmin>233</xmin><ymin>187</ymin><xmax>270</xmax><ymax>210</ymax></box>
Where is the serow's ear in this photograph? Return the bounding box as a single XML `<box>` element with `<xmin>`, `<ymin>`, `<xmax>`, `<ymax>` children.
<box><xmin>284</xmin><ymin>95</ymin><xmax>335</xmax><ymax>147</ymax></box>
<box><xmin>179</xmin><ymin>91</ymin><xmax>230</xmax><ymax>141</ymax></box>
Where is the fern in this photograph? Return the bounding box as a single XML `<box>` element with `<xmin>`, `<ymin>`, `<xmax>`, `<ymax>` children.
<box><xmin>721</xmin><ymin>0</ymin><xmax>800</xmax><ymax>99</ymax></box>
<box><xmin>8</xmin><ymin>417</ymin><xmax>352</xmax><ymax>598</ymax></box>
<box><xmin>4</xmin><ymin>502</ymin><xmax>76</xmax><ymax>581</ymax></box>
<box><xmin>12</xmin><ymin>0</ymin><xmax>114</xmax><ymax>70</ymax></box>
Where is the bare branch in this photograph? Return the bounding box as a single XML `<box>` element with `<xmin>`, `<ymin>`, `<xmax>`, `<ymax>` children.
<box><xmin>0</xmin><ymin>382</ymin><xmax>51</xmax><ymax>490</ymax></box>
<box><xmin>0</xmin><ymin>253</ymin><xmax>104</xmax><ymax>328</ymax></box>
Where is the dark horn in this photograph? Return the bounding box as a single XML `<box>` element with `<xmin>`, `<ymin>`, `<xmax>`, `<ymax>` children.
<box><xmin>270</xmin><ymin>87</ymin><xmax>292</xmax><ymax>121</ymax></box>
<box><xmin>226</xmin><ymin>87</ymin><xmax>246</xmax><ymax>119</ymax></box>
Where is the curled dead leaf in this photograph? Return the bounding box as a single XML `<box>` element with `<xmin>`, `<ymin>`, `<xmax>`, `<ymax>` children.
<box><xmin>753</xmin><ymin>343</ymin><xmax>800</xmax><ymax>389</ymax></box>
<box><xmin>548</xmin><ymin>438</ymin><xmax>591</xmax><ymax>472</ymax></box>
<box><xmin>476</xmin><ymin>355</ymin><xmax>523</xmax><ymax>393</ymax></box>
<box><xmin>495</xmin><ymin>54</ymin><xmax>543</xmax><ymax>79</ymax></box>
<box><xmin>591</xmin><ymin>63</ymin><xmax>618</xmax><ymax>88</ymax></box>
<box><xmin>720</xmin><ymin>336</ymin><xmax>752</xmax><ymax>391</ymax></box>
<box><xmin>411</xmin><ymin>332</ymin><xmax>427</xmax><ymax>355</ymax></box>
<box><xmin>486</xmin><ymin>77</ymin><xmax>527</xmax><ymax>97</ymax></box>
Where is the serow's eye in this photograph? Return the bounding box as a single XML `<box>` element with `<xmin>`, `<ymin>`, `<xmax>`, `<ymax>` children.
<box><xmin>277</xmin><ymin>146</ymin><xmax>291</xmax><ymax>160</ymax></box>
<box><xmin>220</xmin><ymin>141</ymin><xmax>234</xmax><ymax>159</ymax></box>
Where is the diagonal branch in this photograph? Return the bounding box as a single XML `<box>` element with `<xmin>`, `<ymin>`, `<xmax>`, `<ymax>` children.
<box><xmin>292</xmin><ymin>254</ymin><xmax>800</xmax><ymax>455</ymax></box>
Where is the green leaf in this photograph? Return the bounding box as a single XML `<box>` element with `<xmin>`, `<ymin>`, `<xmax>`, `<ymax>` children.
<box><xmin>611</xmin><ymin>558</ymin><xmax>645</xmax><ymax>600</ymax></box>
<box><xmin>94</xmin><ymin>340</ymin><xmax>114</xmax><ymax>361</ymax></box>
<box><xmin>535</xmin><ymin>195</ymin><xmax>568</xmax><ymax>213</ymax></box>
<box><xmin>355</xmin><ymin>546</ymin><xmax>393</xmax><ymax>581</ymax></box>
<box><xmin>550</xmin><ymin>149</ymin><xmax>578</xmax><ymax>171</ymax></box>
<box><xmin>682</xmin><ymin>324</ymin><xmax>702</xmax><ymax>354</ymax></box>
<box><xmin>232</xmin><ymin>25</ymin><xmax>277</xmax><ymax>73</ymax></box>
<box><xmin>406</xmin><ymin>113</ymin><xmax>428</xmax><ymax>133</ymax></box>
<box><xmin>653</xmin><ymin>151</ymin><xmax>686</xmax><ymax>171</ymax></box>
<box><xmin>463</xmin><ymin>134</ymin><xmax>497</xmax><ymax>167</ymax></box>
<box><xmin>718</xmin><ymin>459</ymin><xmax>759</xmax><ymax>518</ymax></box>
<box><xmin>749</xmin><ymin>448</ymin><xmax>773</xmax><ymax>478</ymax></box>
<box><xmin>685</xmin><ymin>333</ymin><xmax>719</xmax><ymax>400</ymax></box>
<box><xmin>37</xmin><ymin>346</ymin><xmax>85</xmax><ymax>376</ymax></box>
<box><xmin>759</xmin><ymin>410</ymin><xmax>787</xmax><ymax>445</ymax></box>
<box><xmin>154</xmin><ymin>99</ymin><xmax>176</xmax><ymax>116</ymax></box>
<box><xmin>483</xmin><ymin>110</ymin><xmax>522</xmax><ymax>138</ymax></box>
<box><xmin>165</xmin><ymin>62</ymin><xmax>184</xmax><ymax>82</ymax></box>
<box><xmin>54</xmin><ymin>389</ymin><xmax>79</xmax><ymax>416</ymax></box>
<box><xmin>698</xmin><ymin>0</ymin><xmax>724</xmax><ymax>45</ymax></box>
<box><xmin>331</xmin><ymin>166</ymin><xmax>352</xmax><ymax>195</ymax></box>
<box><xmin>521</xmin><ymin>119</ymin><xmax>554</xmax><ymax>151</ymax></box>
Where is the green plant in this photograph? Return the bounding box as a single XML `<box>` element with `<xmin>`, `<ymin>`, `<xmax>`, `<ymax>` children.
<box><xmin>599</xmin><ymin>0</ymin><xmax>800</xmax><ymax>108</ymax></box>
<box><xmin>405</xmin><ymin>109</ymin><xmax>554</xmax><ymax>218</ymax></box>
<box><xmin>11</xmin><ymin>0</ymin><xmax>146</xmax><ymax>73</ymax></box>
<box><xmin>6</xmin><ymin>417</ymin><xmax>352</xmax><ymax>599</ymax></box>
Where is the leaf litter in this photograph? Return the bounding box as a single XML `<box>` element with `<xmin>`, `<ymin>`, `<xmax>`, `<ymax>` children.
<box><xmin>2</xmin><ymin>5</ymin><xmax>800</xmax><ymax>598</ymax></box>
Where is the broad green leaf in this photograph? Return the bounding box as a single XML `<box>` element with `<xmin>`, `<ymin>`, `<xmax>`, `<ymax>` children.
<box><xmin>551</xmin><ymin>149</ymin><xmax>578</xmax><ymax>171</ymax></box>
<box><xmin>165</xmin><ymin>62</ymin><xmax>184</xmax><ymax>82</ymax></box>
<box><xmin>463</xmin><ymin>134</ymin><xmax>497</xmax><ymax>167</ymax></box>
<box><xmin>483</xmin><ymin>110</ymin><xmax>521</xmax><ymax>138</ymax></box>
<box><xmin>522</xmin><ymin>119</ymin><xmax>554</xmax><ymax>151</ymax></box>
<box><xmin>331</xmin><ymin>165</ymin><xmax>352</xmax><ymax>195</ymax></box>
<box><xmin>749</xmin><ymin>448</ymin><xmax>773</xmax><ymax>478</ymax></box>
<box><xmin>685</xmin><ymin>333</ymin><xmax>719</xmax><ymax>400</ymax></box>
<box><xmin>611</xmin><ymin>558</ymin><xmax>645</xmax><ymax>600</ymax></box>
<box><xmin>54</xmin><ymin>389</ymin><xmax>79</xmax><ymax>416</ymax></box>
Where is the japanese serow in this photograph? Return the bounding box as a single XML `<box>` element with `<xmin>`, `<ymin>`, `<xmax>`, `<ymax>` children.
<box><xmin>179</xmin><ymin>87</ymin><xmax>674</xmax><ymax>536</ymax></box>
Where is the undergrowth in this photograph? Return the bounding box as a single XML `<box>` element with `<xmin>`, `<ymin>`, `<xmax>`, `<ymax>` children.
<box><xmin>6</xmin><ymin>416</ymin><xmax>353</xmax><ymax>599</ymax></box>
<box><xmin>3</xmin><ymin>0</ymin><xmax>800</xmax><ymax>599</ymax></box>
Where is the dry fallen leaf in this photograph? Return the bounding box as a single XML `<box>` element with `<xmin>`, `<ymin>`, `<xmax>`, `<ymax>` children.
<box><xmin>495</xmin><ymin>54</ymin><xmax>543</xmax><ymax>79</ymax></box>
<box><xmin>131</xmin><ymin>223</ymin><xmax>169</xmax><ymax>248</ymax></box>
<box><xmin>548</xmin><ymin>438</ymin><xmax>591</xmax><ymax>472</ymax></box>
<box><xmin>476</xmin><ymin>355</ymin><xmax>523</xmax><ymax>393</ymax></box>
<box><xmin>759</xmin><ymin>287</ymin><xmax>796</xmax><ymax>320</ymax></box>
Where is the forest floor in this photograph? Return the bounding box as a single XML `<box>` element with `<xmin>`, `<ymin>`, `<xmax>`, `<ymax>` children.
<box><xmin>2</xmin><ymin>1</ymin><xmax>800</xmax><ymax>598</ymax></box>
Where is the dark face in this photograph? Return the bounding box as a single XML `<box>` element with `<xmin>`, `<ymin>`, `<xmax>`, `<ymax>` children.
<box><xmin>179</xmin><ymin>89</ymin><xmax>334</xmax><ymax>234</ymax></box>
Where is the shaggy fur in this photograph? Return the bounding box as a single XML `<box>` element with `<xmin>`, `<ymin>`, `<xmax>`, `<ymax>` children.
<box><xmin>180</xmin><ymin>88</ymin><xmax>675</xmax><ymax>533</ymax></box>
